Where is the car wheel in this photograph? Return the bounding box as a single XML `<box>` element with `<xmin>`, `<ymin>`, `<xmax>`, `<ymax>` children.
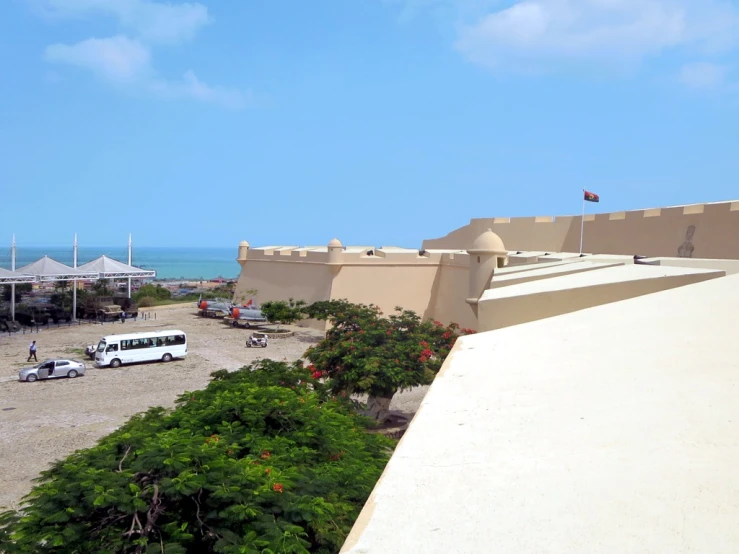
<box><xmin>26</xmin><ymin>374</ymin><xmax>38</xmax><ymax>382</ymax></box>
<box><xmin>162</xmin><ymin>353</ymin><xmax>173</xmax><ymax>362</ymax></box>
<box><xmin>110</xmin><ymin>359</ymin><xmax>121</xmax><ymax>368</ymax></box>
<box><xmin>67</xmin><ymin>370</ymin><xmax>78</xmax><ymax>378</ymax></box>
<box><xmin>246</xmin><ymin>342</ymin><xmax>252</xmax><ymax>348</ymax></box>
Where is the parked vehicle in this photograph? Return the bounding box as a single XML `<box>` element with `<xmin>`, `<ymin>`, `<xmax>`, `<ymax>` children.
<box><xmin>246</xmin><ymin>333</ymin><xmax>268</xmax><ymax>348</ymax></box>
<box><xmin>84</xmin><ymin>344</ymin><xmax>97</xmax><ymax>359</ymax></box>
<box><xmin>94</xmin><ymin>329</ymin><xmax>188</xmax><ymax>368</ymax></box>
<box><xmin>19</xmin><ymin>359</ymin><xmax>87</xmax><ymax>382</ymax></box>
<box><xmin>228</xmin><ymin>306</ymin><xmax>268</xmax><ymax>328</ymax></box>
<box><xmin>98</xmin><ymin>305</ymin><xmax>123</xmax><ymax>321</ymax></box>
<box><xmin>197</xmin><ymin>300</ymin><xmax>232</xmax><ymax>319</ymax></box>
<box><xmin>48</xmin><ymin>306</ymin><xmax>72</xmax><ymax>323</ymax></box>
<box><xmin>0</xmin><ymin>316</ymin><xmax>22</xmax><ymax>333</ymax></box>
<box><xmin>79</xmin><ymin>294</ymin><xmax>138</xmax><ymax>319</ymax></box>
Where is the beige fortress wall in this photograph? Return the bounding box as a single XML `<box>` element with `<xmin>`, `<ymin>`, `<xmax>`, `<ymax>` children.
<box><xmin>424</xmin><ymin>200</ymin><xmax>739</xmax><ymax>259</ymax></box>
<box><xmin>330</xmin><ymin>265</ymin><xmax>439</xmax><ymax>319</ymax></box>
<box><xmin>425</xmin><ymin>258</ymin><xmax>477</xmax><ymax>330</ymax></box>
<box><xmin>233</xmin><ymin>261</ymin><xmax>334</xmax><ymax>308</ymax></box>
<box><xmin>235</xmin><ymin>244</ymin><xmax>479</xmax><ymax>329</ymax></box>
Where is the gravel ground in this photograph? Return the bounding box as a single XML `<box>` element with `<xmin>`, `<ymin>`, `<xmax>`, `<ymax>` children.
<box><xmin>0</xmin><ymin>303</ymin><xmax>428</xmax><ymax>510</ymax></box>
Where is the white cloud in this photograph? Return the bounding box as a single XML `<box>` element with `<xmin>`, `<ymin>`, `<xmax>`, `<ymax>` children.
<box><xmin>679</xmin><ymin>61</ymin><xmax>726</xmax><ymax>88</ymax></box>
<box><xmin>45</xmin><ymin>35</ymin><xmax>152</xmax><ymax>83</ymax></box>
<box><xmin>389</xmin><ymin>0</ymin><xmax>739</xmax><ymax>81</ymax></box>
<box><xmin>33</xmin><ymin>0</ymin><xmax>211</xmax><ymax>44</ymax></box>
<box><xmin>44</xmin><ymin>35</ymin><xmax>250</xmax><ymax>109</ymax></box>
<box><xmin>454</xmin><ymin>0</ymin><xmax>739</xmax><ymax>71</ymax></box>
<box><xmin>35</xmin><ymin>1</ymin><xmax>249</xmax><ymax>109</ymax></box>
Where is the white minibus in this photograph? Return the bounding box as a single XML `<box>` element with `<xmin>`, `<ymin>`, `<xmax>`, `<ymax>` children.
<box><xmin>94</xmin><ymin>329</ymin><xmax>187</xmax><ymax>368</ymax></box>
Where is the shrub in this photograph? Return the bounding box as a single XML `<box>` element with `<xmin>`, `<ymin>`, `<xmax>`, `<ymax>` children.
<box><xmin>261</xmin><ymin>299</ymin><xmax>307</xmax><ymax>329</ymax></box>
<box><xmin>0</xmin><ymin>360</ymin><xmax>393</xmax><ymax>554</ymax></box>
<box><xmin>134</xmin><ymin>284</ymin><xmax>172</xmax><ymax>303</ymax></box>
<box><xmin>304</xmin><ymin>300</ymin><xmax>476</xmax><ymax>420</ymax></box>
<box><xmin>136</xmin><ymin>296</ymin><xmax>155</xmax><ymax>308</ymax></box>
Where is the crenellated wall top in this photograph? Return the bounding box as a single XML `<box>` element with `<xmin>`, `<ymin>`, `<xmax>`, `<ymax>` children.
<box><xmin>241</xmin><ymin>245</ymin><xmax>473</xmax><ymax>266</ymax></box>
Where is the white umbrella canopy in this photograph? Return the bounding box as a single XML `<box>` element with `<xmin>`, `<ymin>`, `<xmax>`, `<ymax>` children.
<box><xmin>0</xmin><ymin>267</ymin><xmax>36</xmax><ymax>284</ymax></box>
<box><xmin>16</xmin><ymin>256</ymin><xmax>98</xmax><ymax>281</ymax></box>
<box><xmin>76</xmin><ymin>255</ymin><xmax>156</xmax><ymax>279</ymax></box>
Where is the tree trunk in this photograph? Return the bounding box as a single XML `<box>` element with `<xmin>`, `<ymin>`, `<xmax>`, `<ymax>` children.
<box><xmin>365</xmin><ymin>394</ymin><xmax>394</xmax><ymax>423</ymax></box>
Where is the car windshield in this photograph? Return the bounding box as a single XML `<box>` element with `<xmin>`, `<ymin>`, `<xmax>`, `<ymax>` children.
<box><xmin>96</xmin><ymin>341</ymin><xmax>106</xmax><ymax>353</ymax></box>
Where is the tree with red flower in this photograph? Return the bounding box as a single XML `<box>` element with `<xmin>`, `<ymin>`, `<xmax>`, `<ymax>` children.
<box><xmin>304</xmin><ymin>300</ymin><xmax>475</xmax><ymax>422</ymax></box>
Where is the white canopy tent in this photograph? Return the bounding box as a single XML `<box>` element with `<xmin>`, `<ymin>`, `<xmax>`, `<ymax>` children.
<box><xmin>0</xmin><ymin>267</ymin><xmax>36</xmax><ymax>284</ymax></box>
<box><xmin>16</xmin><ymin>256</ymin><xmax>99</xmax><ymax>322</ymax></box>
<box><xmin>76</xmin><ymin>255</ymin><xmax>156</xmax><ymax>280</ymax></box>
<box><xmin>5</xmin><ymin>234</ymin><xmax>154</xmax><ymax>323</ymax></box>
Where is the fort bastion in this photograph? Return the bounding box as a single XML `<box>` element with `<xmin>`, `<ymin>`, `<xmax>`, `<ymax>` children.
<box><xmin>234</xmin><ymin>198</ymin><xmax>739</xmax><ymax>552</ymax></box>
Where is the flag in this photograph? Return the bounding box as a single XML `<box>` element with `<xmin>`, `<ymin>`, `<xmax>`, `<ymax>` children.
<box><xmin>584</xmin><ymin>190</ymin><xmax>600</xmax><ymax>203</ymax></box>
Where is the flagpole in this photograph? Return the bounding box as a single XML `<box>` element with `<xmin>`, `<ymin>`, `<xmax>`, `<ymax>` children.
<box><xmin>579</xmin><ymin>189</ymin><xmax>585</xmax><ymax>255</ymax></box>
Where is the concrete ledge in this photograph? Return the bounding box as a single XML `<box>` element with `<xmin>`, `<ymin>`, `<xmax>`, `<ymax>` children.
<box><xmin>478</xmin><ymin>264</ymin><xmax>725</xmax><ymax>332</ymax></box>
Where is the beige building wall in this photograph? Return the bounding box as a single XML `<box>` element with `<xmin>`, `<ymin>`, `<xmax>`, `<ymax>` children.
<box><xmin>330</xmin><ymin>265</ymin><xmax>439</xmax><ymax>319</ymax></box>
<box><xmin>234</xmin><ymin>244</ymin><xmax>478</xmax><ymax>329</ymax></box>
<box><xmin>425</xmin><ymin>262</ymin><xmax>477</xmax><ymax>330</ymax></box>
<box><xmin>233</xmin><ymin>261</ymin><xmax>334</xmax><ymax>307</ymax></box>
<box><xmin>424</xmin><ymin>200</ymin><xmax>739</xmax><ymax>259</ymax></box>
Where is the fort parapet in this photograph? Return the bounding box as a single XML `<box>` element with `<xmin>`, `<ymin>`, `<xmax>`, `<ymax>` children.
<box><xmin>423</xmin><ymin>200</ymin><xmax>739</xmax><ymax>259</ymax></box>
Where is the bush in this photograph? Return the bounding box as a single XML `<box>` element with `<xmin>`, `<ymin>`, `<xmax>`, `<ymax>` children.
<box><xmin>134</xmin><ymin>284</ymin><xmax>172</xmax><ymax>303</ymax></box>
<box><xmin>0</xmin><ymin>360</ymin><xmax>393</xmax><ymax>554</ymax></box>
<box><xmin>136</xmin><ymin>296</ymin><xmax>156</xmax><ymax>308</ymax></box>
<box><xmin>304</xmin><ymin>300</ymin><xmax>476</xmax><ymax>420</ymax></box>
<box><xmin>261</xmin><ymin>299</ymin><xmax>307</xmax><ymax>328</ymax></box>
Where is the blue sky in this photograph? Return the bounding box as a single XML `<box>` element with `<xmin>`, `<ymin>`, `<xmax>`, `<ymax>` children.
<box><xmin>2</xmin><ymin>0</ymin><xmax>739</xmax><ymax>248</ymax></box>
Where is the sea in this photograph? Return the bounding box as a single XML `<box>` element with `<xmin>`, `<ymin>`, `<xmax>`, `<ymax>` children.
<box><xmin>0</xmin><ymin>246</ymin><xmax>240</xmax><ymax>281</ymax></box>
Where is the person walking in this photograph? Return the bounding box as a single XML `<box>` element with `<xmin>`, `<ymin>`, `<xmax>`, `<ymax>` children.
<box><xmin>121</xmin><ymin>310</ymin><xmax>126</xmax><ymax>324</ymax></box>
<box><xmin>27</xmin><ymin>340</ymin><xmax>38</xmax><ymax>362</ymax></box>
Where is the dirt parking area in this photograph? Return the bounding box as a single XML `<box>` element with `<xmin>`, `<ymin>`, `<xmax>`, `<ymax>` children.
<box><xmin>0</xmin><ymin>303</ymin><xmax>429</xmax><ymax>510</ymax></box>
<box><xmin>0</xmin><ymin>303</ymin><xmax>325</xmax><ymax>510</ymax></box>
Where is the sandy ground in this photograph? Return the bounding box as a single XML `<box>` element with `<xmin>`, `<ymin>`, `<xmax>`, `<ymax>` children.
<box><xmin>0</xmin><ymin>303</ymin><xmax>428</xmax><ymax>510</ymax></box>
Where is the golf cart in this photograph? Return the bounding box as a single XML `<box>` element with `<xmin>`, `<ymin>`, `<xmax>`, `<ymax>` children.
<box><xmin>246</xmin><ymin>332</ymin><xmax>268</xmax><ymax>348</ymax></box>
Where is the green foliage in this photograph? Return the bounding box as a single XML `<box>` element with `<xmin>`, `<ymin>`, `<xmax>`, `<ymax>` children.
<box><xmin>261</xmin><ymin>299</ymin><xmax>307</xmax><ymax>328</ymax></box>
<box><xmin>1</xmin><ymin>283</ymin><xmax>32</xmax><ymax>302</ymax></box>
<box><xmin>304</xmin><ymin>300</ymin><xmax>476</xmax><ymax>400</ymax></box>
<box><xmin>134</xmin><ymin>284</ymin><xmax>172</xmax><ymax>303</ymax></box>
<box><xmin>92</xmin><ymin>279</ymin><xmax>114</xmax><ymax>296</ymax></box>
<box><xmin>137</xmin><ymin>296</ymin><xmax>156</xmax><ymax>308</ymax></box>
<box><xmin>0</xmin><ymin>360</ymin><xmax>393</xmax><ymax>554</ymax></box>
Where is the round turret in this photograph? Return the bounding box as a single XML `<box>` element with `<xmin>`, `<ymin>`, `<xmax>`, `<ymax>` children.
<box><xmin>466</xmin><ymin>229</ymin><xmax>507</xmax><ymax>317</ymax></box>
<box><xmin>328</xmin><ymin>238</ymin><xmax>343</xmax><ymax>265</ymax></box>
<box><xmin>467</xmin><ymin>229</ymin><xmax>506</xmax><ymax>256</ymax></box>
<box><xmin>237</xmin><ymin>240</ymin><xmax>250</xmax><ymax>266</ymax></box>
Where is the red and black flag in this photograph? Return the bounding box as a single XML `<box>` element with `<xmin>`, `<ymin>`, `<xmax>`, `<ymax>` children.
<box><xmin>584</xmin><ymin>190</ymin><xmax>600</xmax><ymax>203</ymax></box>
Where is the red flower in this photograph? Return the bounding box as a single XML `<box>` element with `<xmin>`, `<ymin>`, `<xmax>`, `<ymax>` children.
<box><xmin>443</xmin><ymin>331</ymin><xmax>451</xmax><ymax>339</ymax></box>
<box><xmin>261</xmin><ymin>450</ymin><xmax>271</xmax><ymax>460</ymax></box>
<box><xmin>311</xmin><ymin>371</ymin><xmax>322</xmax><ymax>379</ymax></box>
<box><xmin>265</xmin><ymin>468</ymin><xmax>271</xmax><ymax>474</ymax></box>
<box><xmin>273</xmin><ymin>483</ymin><xmax>284</xmax><ymax>493</ymax></box>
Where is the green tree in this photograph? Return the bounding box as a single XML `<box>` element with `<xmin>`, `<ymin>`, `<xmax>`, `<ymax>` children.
<box><xmin>304</xmin><ymin>300</ymin><xmax>476</xmax><ymax>421</ymax></box>
<box><xmin>1</xmin><ymin>283</ymin><xmax>32</xmax><ymax>302</ymax></box>
<box><xmin>91</xmin><ymin>279</ymin><xmax>113</xmax><ymax>296</ymax></box>
<box><xmin>0</xmin><ymin>360</ymin><xmax>393</xmax><ymax>554</ymax></box>
<box><xmin>134</xmin><ymin>284</ymin><xmax>172</xmax><ymax>302</ymax></box>
<box><xmin>261</xmin><ymin>298</ymin><xmax>307</xmax><ymax>329</ymax></box>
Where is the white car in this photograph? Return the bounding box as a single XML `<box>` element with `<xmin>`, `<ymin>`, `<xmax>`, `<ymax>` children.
<box><xmin>19</xmin><ymin>359</ymin><xmax>87</xmax><ymax>382</ymax></box>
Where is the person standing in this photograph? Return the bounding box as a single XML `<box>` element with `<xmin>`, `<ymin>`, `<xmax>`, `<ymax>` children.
<box><xmin>27</xmin><ymin>340</ymin><xmax>38</xmax><ymax>362</ymax></box>
<box><xmin>121</xmin><ymin>310</ymin><xmax>126</xmax><ymax>324</ymax></box>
